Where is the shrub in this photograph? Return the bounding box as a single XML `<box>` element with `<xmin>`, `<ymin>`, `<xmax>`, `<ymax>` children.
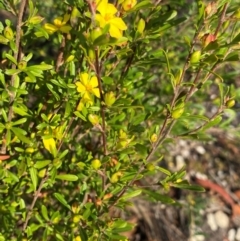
<box><xmin>0</xmin><ymin>0</ymin><xmax>239</xmax><ymax>240</ymax></box>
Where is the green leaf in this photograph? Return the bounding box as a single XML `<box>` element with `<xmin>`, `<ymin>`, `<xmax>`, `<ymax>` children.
<box><xmin>158</xmin><ymin>166</ymin><xmax>171</xmax><ymax>176</ymax></box>
<box><xmin>5</xmin><ymin>69</ymin><xmax>22</xmax><ymax>75</ymax></box>
<box><xmin>230</xmin><ymin>32</ymin><xmax>240</xmax><ymax>45</ymax></box>
<box><xmin>119</xmin><ymin>189</ymin><xmax>142</xmax><ymax>201</ymax></box>
<box><xmin>12</xmin><ymin>118</ymin><xmax>28</xmax><ymax>126</ymax></box>
<box><xmin>28</xmin><ymin>64</ymin><xmax>53</xmax><ymax>70</ymax></box>
<box><xmin>132</xmin><ymin>0</ymin><xmax>153</xmax><ymax>11</ymax></box>
<box><xmin>13</xmin><ymin>106</ymin><xmax>30</xmax><ymax>116</ymax></box>
<box><xmin>74</xmin><ymin>111</ymin><xmax>87</xmax><ymax>121</ymax></box>
<box><xmin>224</xmin><ymin>52</ymin><xmax>240</xmax><ymax>62</ymax></box>
<box><xmin>5</xmin><ymin>53</ymin><xmax>17</xmax><ymax>65</ymax></box>
<box><xmin>201</xmin><ymin>116</ymin><xmax>222</xmax><ymax>131</ymax></box>
<box><xmin>143</xmin><ymin>190</ymin><xmax>175</xmax><ymax>204</ymax></box>
<box><xmin>54</xmin><ymin>193</ymin><xmax>71</xmax><ymax>210</ymax></box>
<box><xmin>34</xmin><ymin>160</ymin><xmax>51</xmax><ymax>169</ymax></box>
<box><xmin>11</xmin><ymin>127</ymin><xmax>31</xmax><ymax>144</ymax></box>
<box><xmin>29</xmin><ymin>167</ymin><xmax>38</xmax><ymax>191</ymax></box>
<box><xmin>132</xmin><ymin>113</ymin><xmax>146</xmax><ymax>126</ymax></box>
<box><xmin>172</xmin><ymin>182</ymin><xmax>205</xmax><ymax>192</ymax></box>
<box><xmin>121</xmin><ymin>172</ymin><xmax>143</xmax><ymax>182</ymax></box>
<box><xmin>0</xmin><ymin>123</ymin><xmax>5</xmax><ymax>133</ymax></box>
<box><xmin>0</xmin><ymin>35</ymin><xmax>9</xmax><ymax>44</ymax></box>
<box><xmin>56</xmin><ymin>174</ymin><xmax>78</xmax><ymax>181</ymax></box>
<box><xmin>41</xmin><ymin>205</ymin><xmax>50</xmax><ymax>221</ymax></box>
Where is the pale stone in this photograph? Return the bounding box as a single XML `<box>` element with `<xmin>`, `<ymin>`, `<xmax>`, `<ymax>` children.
<box><xmin>228</xmin><ymin>229</ymin><xmax>236</xmax><ymax>241</ymax></box>
<box><xmin>207</xmin><ymin>213</ymin><xmax>218</xmax><ymax>231</ymax></box>
<box><xmin>176</xmin><ymin>155</ymin><xmax>185</xmax><ymax>170</ymax></box>
<box><xmin>236</xmin><ymin>228</ymin><xmax>240</xmax><ymax>241</ymax></box>
<box><xmin>214</xmin><ymin>210</ymin><xmax>229</xmax><ymax>229</ymax></box>
<box><xmin>195</xmin><ymin>146</ymin><xmax>205</xmax><ymax>155</ymax></box>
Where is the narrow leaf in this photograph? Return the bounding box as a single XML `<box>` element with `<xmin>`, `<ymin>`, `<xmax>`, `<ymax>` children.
<box><xmin>29</xmin><ymin>167</ymin><xmax>38</xmax><ymax>191</ymax></box>
<box><xmin>54</xmin><ymin>193</ymin><xmax>71</xmax><ymax>210</ymax></box>
<box><xmin>56</xmin><ymin>174</ymin><xmax>78</xmax><ymax>181</ymax></box>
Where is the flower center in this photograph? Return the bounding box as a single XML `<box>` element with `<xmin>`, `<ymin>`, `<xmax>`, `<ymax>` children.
<box><xmin>104</xmin><ymin>13</ymin><xmax>112</xmax><ymax>22</ymax></box>
<box><xmin>85</xmin><ymin>84</ymin><xmax>93</xmax><ymax>91</ymax></box>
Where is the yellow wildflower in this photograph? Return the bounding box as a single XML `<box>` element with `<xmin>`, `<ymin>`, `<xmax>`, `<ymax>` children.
<box><xmin>77</xmin><ymin>95</ymin><xmax>94</xmax><ymax>111</ymax></box>
<box><xmin>75</xmin><ymin>73</ymin><xmax>100</xmax><ymax>100</ymax></box>
<box><xmin>96</xmin><ymin>0</ymin><xmax>127</xmax><ymax>38</ymax></box>
<box><xmin>122</xmin><ymin>0</ymin><xmax>137</xmax><ymax>11</ymax></box>
<box><xmin>42</xmin><ymin>137</ymin><xmax>57</xmax><ymax>157</ymax></box>
<box><xmin>44</xmin><ymin>14</ymin><xmax>72</xmax><ymax>34</ymax></box>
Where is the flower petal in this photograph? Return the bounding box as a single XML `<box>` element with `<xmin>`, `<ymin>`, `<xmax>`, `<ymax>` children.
<box><xmin>53</xmin><ymin>17</ymin><xmax>64</xmax><ymax>27</ymax></box>
<box><xmin>44</xmin><ymin>23</ymin><xmax>58</xmax><ymax>34</ymax></box>
<box><xmin>97</xmin><ymin>0</ymin><xmax>108</xmax><ymax>16</ymax></box>
<box><xmin>60</xmin><ymin>25</ymin><xmax>72</xmax><ymax>33</ymax></box>
<box><xmin>77</xmin><ymin>100</ymin><xmax>84</xmax><ymax>111</ymax></box>
<box><xmin>76</xmin><ymin>82</ymin><xmax>86</xmax><ymax>93</ymax></box>
<box><xmin>95</xmin><ymin>14</ymin><xmax>106</xmax><ymax>28</ymax></box>
<box><xmin>109</xmin><ymin>17</ymin><xmax>127</xmax><ymax>30</ymax></box>
<box><xmin>79</xmin><ymin>73</ymin><xmax>89</xmax><ymax>86</ymax></box>
<box><xmin>90</xmin><ymin>76</ymin><xmax>98</xmax><ymax>87</ymax></box>
<box><xmin>109</xmin><ymin>24</ymin><xmax>123</xmax><ymax>38</ymax></box>
<box><xmin>106</xmin><ymin>3</ymin><xmax>118</xmax><ymax>15</ymax></box>
<box><xmin>62</xmin><ymin>14</ymin><xmax>71</xmax><ymax>24</ymax></box>
<box><xmin>83</xmin><ymin>91</ymin><xmax>92</xmax><ymax>100</ymax></box>
<box><xmin>92</xmin><ymin>88</ymin><xmax>100</xmax><ymax>98</ymax></box>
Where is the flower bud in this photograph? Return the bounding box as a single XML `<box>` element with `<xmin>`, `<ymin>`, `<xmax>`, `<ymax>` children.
<box><xmin>226</xmin><ymin>99</ymin><xmax>235</xmax><ymax>108</ymax></box>
<box><xmin>91</xmin><ymin>159</ymin><xmax>101</xmax><ymax>170</ymax></box>
<box><xmin>71</xmin><ymin>202</ymin><xmax>81</xmax><ymax>214</ymax></box>
<box><xmin>18</xmin><ymin>60</ymin><xmax>27</xmax><ymax>70</ymax></box>
<box><xmin>29</xmin><ymin>16</ymin><xmax>44</xmax><ymax>24</ymax></box>
<box><xmin>73</xmin><ymin>215</ymin><xmax>81</xmax><ymax>223</ymax></box>
<box><xmin>65</xmin><ymin>55</ymin><xmax>75</xmax><ymax>63</ymax></box>
<box><xmin>172</xmin><ymin>107</ymin><xmax>184</xmax><ymax>119</ymax></box>
<box><xmin>74</xmin><ymin>236</ymin><xmax>82</xmax><ymax>241</ymax></box>
<box><xmin>174</xmin><ymin>68</ymin><xmax>183</xmax><ymax>85</ymax></box>
<box><xmin>38</xmin><ymin>168</ymin><xmax>46</xmax><ymax>178</ymax></box>
<box><xmin>88</xmin><ymin>114</ymin><xmax>99</xmax><ymax>125</ymax></box>
<box><xmin>150</xmin><ymin>133</ymin><xmax>157</xmax><ymax>143</ymax></box>
<box><xmin>137</xmin><ymin>18</ymin><xmax>145</xmax><ymax>34</ymax></box>
<box><xmin>146</xmin><ymin>163</ymin><xmax>155</xmax><ymax>171</ymax></box>
<box><xmin>190</xmin><ymin>50</ymin><xmax>201</xmax><ymax>65</ymax></box>
<box><xmin>202</xmin><ymin>33</ymin><xmax>216</xmax><ymax>48</ymax></box>
<box><xmin>4</xmin><ymin>26</ymin><xmax>14</xmax><ymax>40</ymax></box>
<box><xmin>122</xmin><ymin>0</ymin><xmax>137</xmax><ymax>11</ymax></box>
<box><xmin>104</xmin><ymin>92</ymin><xmax>116</xmax><ymax>106</ymax></box>
<box><xmin>110</xmin><ymin>171</ymin><xmax>123</xmax><ymax>183</ymax></box>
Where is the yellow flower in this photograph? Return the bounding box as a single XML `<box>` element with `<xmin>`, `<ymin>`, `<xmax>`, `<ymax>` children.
<box><xmin>42</xmin><ymin>137</ymin><xmax>57</xmax><ymax>157</ymax></box>
<box><xmin>77</xmin><ymin>95</ymin><xmax>94</xmax><ymax>111</ymax></box>
<box><xmin>96</xmin><ymin>0</ymin><xmax>127</xmax><ymax>38</ymax></box>
<box><xmin>122</xmin><ymin>0</ymin><xmax>137</xmax><ymax>11</ymax></box>
<box><xmin>44</xmin><ymin>14</ymin><xmax>72</xmax><ymax>34</ymax></box>
<box><xmin>76</xmin><ymin>73</ymin><xmax>100</xmax><ymax>100</ymax></box>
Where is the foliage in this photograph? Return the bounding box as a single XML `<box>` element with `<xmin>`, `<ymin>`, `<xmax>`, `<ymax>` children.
<box><xmin>0</xmin><ymin>0</ymin><xmax>239</xmax><ymax>240</ymax></box>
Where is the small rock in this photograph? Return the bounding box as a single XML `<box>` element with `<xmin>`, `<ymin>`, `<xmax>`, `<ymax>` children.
<box><xmin>196</xmin><ymin>146</ymin><xmax>205</xmax><ymax>155</ymax></box>
<box><xmin>207</xmin><ymin>213</ymin><xmax>218</xmax><ymax>231</ymax></box>
<box><xmin>214</xmin><ymin>210</ymin><xmax>229</xmax><ymax>229</ymax></box>
<box><xmin>176</xmin><ymin>155</ymin><xmax>185</xmax><ymax>170</ymax></box>
<box><xmin>182</xmin><ymin>149</ymin><xmax>190</xmax><ymax>158</ymax></box>
<box><xmin>228</xmin><ymin>229</ymin><xmax>236</xmax><ymax>241</ymax></box>
<box><xmin>236</xmin><ymin>228</ymin><xmax>240</xmax><ymax>241</ymax></box>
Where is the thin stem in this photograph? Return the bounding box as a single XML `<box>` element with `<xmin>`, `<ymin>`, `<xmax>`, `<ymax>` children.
<box><xmin>95</xmin><ymin>48</ymin><xmax>107</xmax><ymax>155</ymax></box>
<box><xmin>22</xmin><ymin>173</ymin><xmax>49</xmax><ymax>231</ymax></box>
<box><xmin>55</xmin><ymin>36</ymin><xmax>66</xmax><ymax>72</ymax></box>
<box><xmin>1</xmin><ymin>0</ymin><xmax>27</xmax><ymax>155</ymax></box>
<box><xmin>214</xmin><ymin>3</ymin><xmax>228</xmax><ymax>37</ymax></box>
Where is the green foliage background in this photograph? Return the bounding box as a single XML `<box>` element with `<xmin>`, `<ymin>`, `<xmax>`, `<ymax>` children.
<box><xmin>0</xmin><ymin>0</ymin><xmax>239</xmax><ymax>240</ymax></box>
